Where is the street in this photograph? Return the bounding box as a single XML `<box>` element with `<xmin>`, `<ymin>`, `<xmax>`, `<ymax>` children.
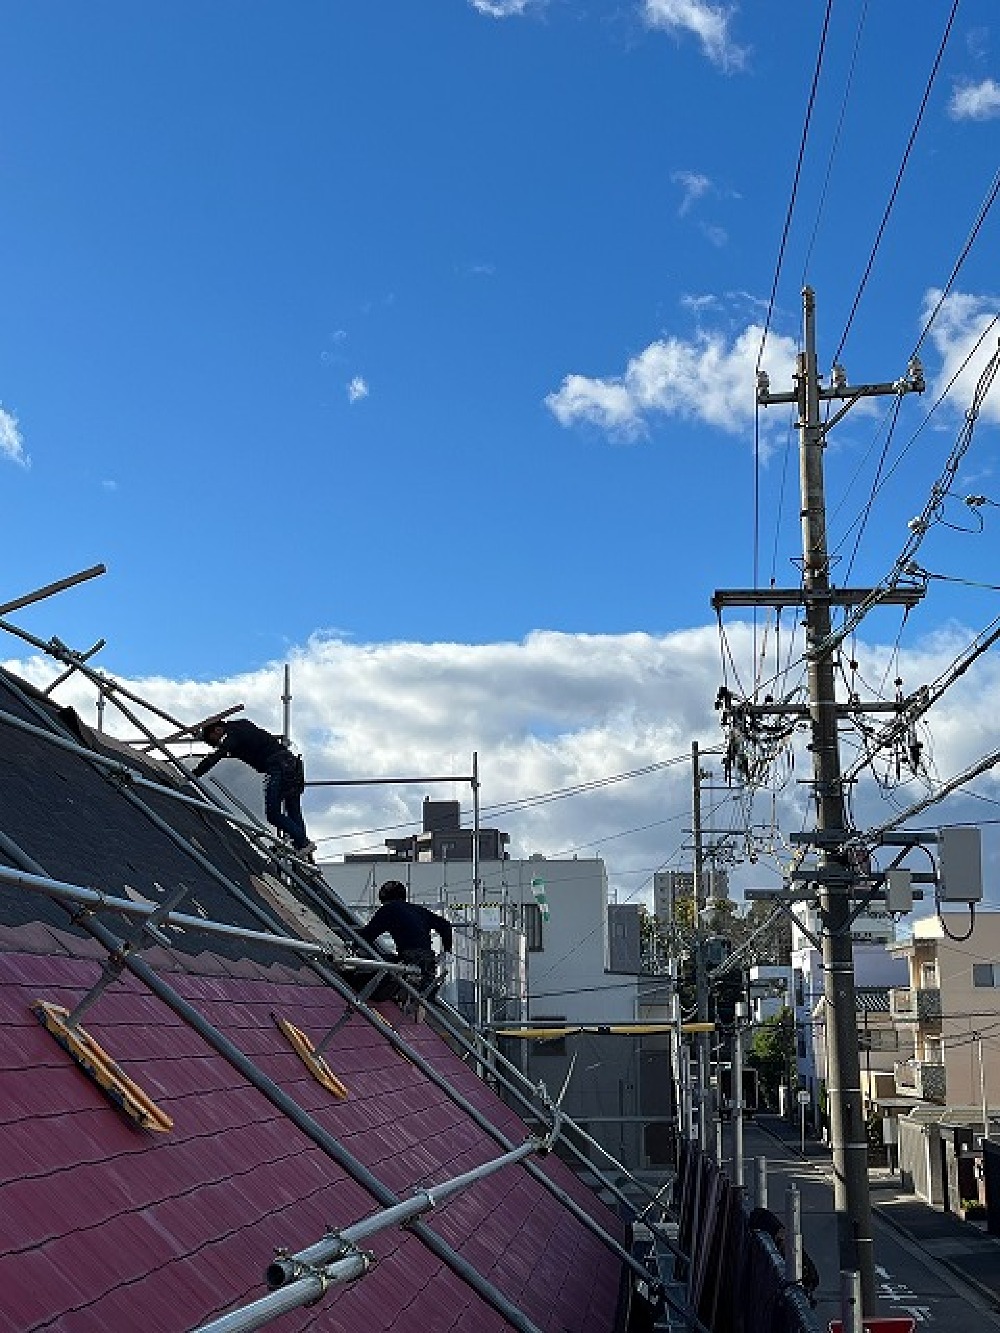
<box><xmin>738</xmin><ymin>1115</ymin><xmax>1000</xmax><ymax>1331</ymax></box>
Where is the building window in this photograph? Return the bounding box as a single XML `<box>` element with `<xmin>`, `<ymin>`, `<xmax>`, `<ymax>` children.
<box><xmin>523</xmin><ymin>903</ymin><xmax>544</xmax><ymax>952</ymax></box>
<box><xmin>859</xmin><ymin>1027</ymin><xmax>899</xmax><ymax>1053</ymax></box>
<box><xmin>973</xmin><ymin>963</ymin><xmax>1000</xmax><ymax>987</ymax></box>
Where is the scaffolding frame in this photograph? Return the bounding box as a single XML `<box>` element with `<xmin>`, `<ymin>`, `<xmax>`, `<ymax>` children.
<box><xmin>0</xmin><ymin>573</ymin><xmax>673</xmax><ymax>1203</ymax></box>
<box><xmin>0</xmin><ymin>569</ymin><xmax>693</xmax><ymax>1327</ymax></box>
<box><xmin>0</xmin><ymin>572</ymin><xmax>678</xmax><ymax>1219</ymax></box>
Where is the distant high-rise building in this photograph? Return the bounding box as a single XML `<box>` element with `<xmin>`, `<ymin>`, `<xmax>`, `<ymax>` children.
<box><xmin>653</xmin><ymin>868</ymin><xmax>729</xmax><ymax>922</ymax></box>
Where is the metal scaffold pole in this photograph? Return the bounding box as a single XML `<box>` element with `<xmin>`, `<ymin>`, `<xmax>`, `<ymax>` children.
<box><xmin>692</xmin><ymin>741</ymin><xmax>710</xmax><ymax>1153</ymax></box>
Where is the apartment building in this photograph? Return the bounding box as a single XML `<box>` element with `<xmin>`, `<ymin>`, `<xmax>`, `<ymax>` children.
<box><xmin>890</xmin><ymin>910</ymin><xmax>1000</xmax><ymax>1108</ymax></box>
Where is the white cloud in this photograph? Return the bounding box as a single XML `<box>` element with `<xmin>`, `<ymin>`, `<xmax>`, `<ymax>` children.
<box><xmin>0</xmin><ymin>405</ymin><xmax>29</xmax><ymax>467</ymax></box>
<box><xmin>672</xmin><ymin>170</ymin><xmax>712</xmax><ymax>215</ymax></box>
<box><xmin>700</xmin><ymin>222</ymin><xmax>728</xmax><ymax>247</ymax></box>
<box><xmin>643</xmin><ymin>0</ymin><xmax>748</xmax><ymax>72</ymax></box>
<box><xmin>921</xmin><ymin>289</ymin><xmax>1000</xmax><ymax>422</ymax></box>
<box><xmin>12</xmin><ymin>620</ymin><xmax>1000</xmax><ymax>907</ymax></box>
<box><xmin>544</xmin><ymin>323</ymin><xmax>797</xmax><ymax>439</ymax></box>
<box><xmin>461</xmin><ymin>260</ymin><xmax>497</xmax><ymax>277</ymax></box>
<box><xmin>469</xmin><ymin>0</ymin><xmax>542</xmax><ymax>15</ymax></box>
<box><xmin>347</xmin><ymin>376</ymin><xmax>370</xmax><ymax>404</ymax></box>
<box><xmin>949</xmin><ymin>79</ymin><xmax>1000</xmax><ymax>120</ymax></box>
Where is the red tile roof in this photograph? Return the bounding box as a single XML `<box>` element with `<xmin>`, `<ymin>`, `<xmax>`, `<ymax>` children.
<box><xmin>0</xmin><ymin>938</ymin><xmax>626</xmax><ymax>1332</ymax></box>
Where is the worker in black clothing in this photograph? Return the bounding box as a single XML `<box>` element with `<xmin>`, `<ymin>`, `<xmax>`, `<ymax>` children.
<box><xmin>193</xmin><ymin>718</ymin><xmax>315</xmax><ymax>857</ymax></box>
<box><xmin>358</xmin><ymin>880</ymin><xmax>452</xmax><ymax>991</ymax></box>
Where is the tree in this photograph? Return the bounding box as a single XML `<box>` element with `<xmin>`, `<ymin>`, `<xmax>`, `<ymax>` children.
<box><xmin>747</xmin><ymin>1007</ymin><xmax>796</xmax><ymax>1108</ymax></box>
<box><xmin>638</xmin><ymin>906</ymin><xmax>670</xmax><ymax>973</ymax></box>
<box><xmin>720</xmin><ymin>899</ymin><xmax>791</xmax><ymax>965</ymax></box>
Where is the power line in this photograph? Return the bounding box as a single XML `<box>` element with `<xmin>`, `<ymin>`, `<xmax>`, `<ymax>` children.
<box><xmin>830</xmin><ymin>0</ymin><xmax>960</xmax><ymax>367</ymax></box>
<box><xmin>313</xmin><ymin>752</ymin><xmax>697</xmax><ymax>848</ymax></box>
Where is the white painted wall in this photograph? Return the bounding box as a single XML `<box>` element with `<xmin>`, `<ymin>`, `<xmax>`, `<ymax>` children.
<box><xmin>319</xmin><ymin>853</ymin><xmax>640</xmax><ymax>1024</ymax></box>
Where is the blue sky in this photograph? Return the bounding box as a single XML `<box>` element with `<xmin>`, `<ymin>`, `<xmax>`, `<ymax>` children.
<box><xmin>3</xmin><ymin>1</ymin><xmax>1000</xmax><ymax>908</ymax></box>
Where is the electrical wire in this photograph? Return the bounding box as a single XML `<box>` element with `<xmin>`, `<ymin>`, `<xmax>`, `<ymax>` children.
<box><xmin>753</xmin><ymin>0</ymin><xmax>833</xmax><ymax>631</ymax></box>
<box><xmin>754</xmin><ymin>0</ymin><xmax>833</xmax><ymax>377</ymax></box>
<box><xmin>813</xmin><ymin>338</ymin><xmax>1000</xmax><ymax>659</ymax></box>
<box><xmin>799</xmin><ymin>0</ymin><xmax>869</xmax><ymax>287</ymax></box>
<box><xmin>313</xmin><ymin>753</ymin><xmax>696</xmax><ymax>848</ymax></box>
<box><xmin>830</xmin><ymin>0</ymin><xmax>960</xmax><ymax>367</ymax></box>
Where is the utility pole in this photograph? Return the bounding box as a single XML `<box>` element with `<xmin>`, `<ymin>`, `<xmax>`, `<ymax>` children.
<box><xmin>714</xmin><ymin>287</ymin><xmax>925</xmax><ymax>1310</ymax></box>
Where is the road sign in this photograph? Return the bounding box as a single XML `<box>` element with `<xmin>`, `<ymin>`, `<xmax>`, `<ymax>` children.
<box><xmin>797</xmin><ymin>1089</ymin><xmax>811</xmax><ymax>1105</ymax></box>
<box><xmin>828</xmin><ymin>1319</ymin><xmax>915</xmax><ymax>1333</ymax></box>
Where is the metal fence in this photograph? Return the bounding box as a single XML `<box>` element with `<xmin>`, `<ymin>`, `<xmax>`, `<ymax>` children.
<box><xmin>672</xmin><ymin>1139</ymin><xmax>823</xmax><ymax>1333</ymax></box>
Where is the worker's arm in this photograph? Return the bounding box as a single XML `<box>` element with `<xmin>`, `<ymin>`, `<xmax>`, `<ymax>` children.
<box><xmin>191</xmin><ymin>749</ymin><xmax>223</xmax><ymax>779</ymax></box>
<box><xmin>430</xmin><ymin>910</ymin><xmax>453</xmax><ymax>953</ymax></box>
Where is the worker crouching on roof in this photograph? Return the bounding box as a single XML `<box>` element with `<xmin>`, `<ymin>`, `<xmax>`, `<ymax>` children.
<box><xmin>358</xmin><ymin>880</ymin><xmax>452</xmax><ymax>993</ymax></box>
<box><xmin>193</xmin><ymin>718</ymin><xmax>316</xmax><ymax>859</ymax></box>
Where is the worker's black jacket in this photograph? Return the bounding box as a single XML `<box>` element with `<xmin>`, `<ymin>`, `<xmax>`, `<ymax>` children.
<box><xmin>359</xmin><ymin>900</ymin><xmax>453</xmax><ymax>955</ymax></box>
<box><xmin>193</xmin><ymin>720</ymin><xmax>295</xmax><ymax>778</ymax></box>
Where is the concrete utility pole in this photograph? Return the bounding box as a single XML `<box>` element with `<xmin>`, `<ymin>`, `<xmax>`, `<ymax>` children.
<box><xmin>714</xmin><ymin>287</ymin><xmax>925</xmax><ymax>1310</ymax></box>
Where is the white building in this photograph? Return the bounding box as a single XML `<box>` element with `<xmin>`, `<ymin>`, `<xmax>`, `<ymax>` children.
<box><xmin>321</xmin><ymin>852</ymin><xmax>647</xmax><ymax>1025</ymax></box>
<box><xmin>791</xmin><ymin>906</ymin><xmax>906</xmax><ymax>1118</ymax></box>
<box><xmin>748</xmin><ymin>964</ymin><xmax>793</xmax><ymax>1025</ymax></box>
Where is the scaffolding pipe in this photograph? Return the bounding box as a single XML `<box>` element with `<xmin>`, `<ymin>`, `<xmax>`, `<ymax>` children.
<box><xmin>0</xmin><ymin>701</ymin><xmax>279</xmax><ymax>841</ymax></box>
<box><xmin>136</xmin><ymin>702</ymin><xmax>244</xmax><ymax>752</ymax></box>
<box><xmin>0</xmin><ymin>614</ymin><xmax>194</xmax><ymax>736</ymax></box>
<box><xmin>43</xmin><ymin>639</ymin><xmax>106</xmax><ymax>695</ymax></box>
<box><xmin>0</xmin><ymin>830</ymin><xmax>544</xmax><ymax>1333</ymax></box>
<box><xmin>267</xmin><ymin>1134</ymin><xmax>547</xmax><ymax>1287</ymax></box>
<box><xmin>472</xmin><ymin>749</ymin><xmax>483</xmax><ymax>1043</ymax></box>
<box><xmin>281</xmin><ymin>663</ymin><xmax>291</xmax><ymax>745</ymax></box>
<box><xmin>193</xmin><ymin>1253</ymin><xmax>371</xmax><ymax>1333</ymax></box>
<box><xmin>0</xmin><ymin>564</ymin><xmax>106</xmax><ymax>617</ymax></box>
<box><xmin>0</xmin><ymin>864</ymin><xmax>419</xmax><ymax>974</ymax></box>
<box><xmin>305</xmin><ymin>774</ymin><xmax>474</xmax><ymax>786</ymax></box>
<box><xmin>453</xmin><ymin>1013</ymin><xmax>682</xmax><ymax>1249</ymax></box>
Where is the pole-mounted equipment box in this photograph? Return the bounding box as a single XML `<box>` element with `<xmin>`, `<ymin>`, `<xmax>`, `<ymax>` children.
<box><xmin>937</xmin><ymin>826</ymin><xmax>982</xmax><ymax>903</ymax></box>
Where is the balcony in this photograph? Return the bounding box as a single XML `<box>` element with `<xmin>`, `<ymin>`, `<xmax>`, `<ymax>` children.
<box><xmin>894</xmin><ymin>1059</ymin><xmax>946</xmax><ymax>1103</ymax></box>
<box><xmin>889</xmin><ymin>987</ymin><xmax>942</xmax><ymax>1022</ymax></box>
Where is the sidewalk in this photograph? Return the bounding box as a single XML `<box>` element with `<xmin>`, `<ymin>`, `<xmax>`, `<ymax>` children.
<box><xmin>871</xmin><ymin>1172</ymin><xmax>1000</xmax><ymax>1308</ymax></box>
<box><xmin>755</xmin><ymin>1113</ymin><xmax>1000</xmax><ymax>1309</ymax></box>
